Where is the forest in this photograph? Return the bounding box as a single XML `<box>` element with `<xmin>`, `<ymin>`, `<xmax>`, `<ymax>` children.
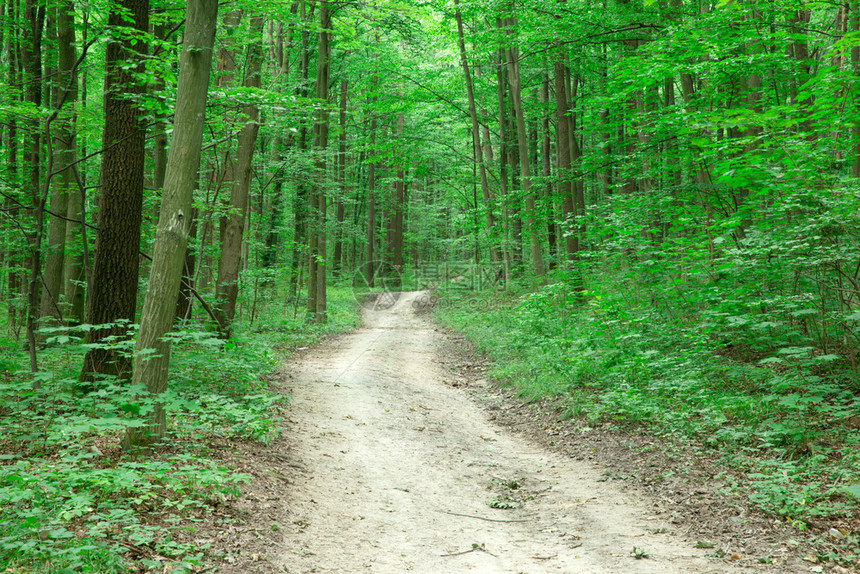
<box><xmin>1</xmin><ymin>0</ymin><xmax>859</xmax><ymax>570</ymax></box>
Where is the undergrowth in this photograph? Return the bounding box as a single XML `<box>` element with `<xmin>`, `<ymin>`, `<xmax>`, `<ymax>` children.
<box><xmin>435</xmin><ymin>272</ymin><xmax>860</xmax><ymax>565</ymax></box>
<box><xmin>0</xmin><ymin>286</ymin><xmax>359</xmax><ymax>572</ymax></box>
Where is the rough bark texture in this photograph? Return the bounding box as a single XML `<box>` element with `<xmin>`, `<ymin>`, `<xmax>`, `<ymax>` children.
<box><xmin>124</xmin><ymin>0</ymin><xmax>218</xmax><ymax>449</ymax></box>
<box><xmin>82</xmin><ymin>0</ymin><xmax>149</xmax><ymax>381</ymax></box>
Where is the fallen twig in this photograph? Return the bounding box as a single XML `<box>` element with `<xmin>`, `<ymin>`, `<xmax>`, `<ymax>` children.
<box><xmin>441</xmin><ymin>543</ymin><xmax>497</xmax><ymax>558</ymax></box>
<box><xmin>443</xmin><ymin>510</ymin><xmax>527</xmax><ymax>523</ymax></box>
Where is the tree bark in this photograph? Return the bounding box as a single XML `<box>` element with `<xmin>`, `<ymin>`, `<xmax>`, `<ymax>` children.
<box><xmin>540</xmin><ymin>74</ymin><xmax>557</xmax><ymax>269</ymax></box>
<box><xmin>214</xmin><ymin>15</ymin><xmax>264</xmax><ymax>337</ymax></box>
<box><xmin>366</xmin><ymin>65</ymin><xmax>379</xmax><ymax>286</ymax></box>
<box><xmin>333</xmin><ymin>78</ymin><xmax>348</xmax><ymax>276</ymax></box>
<box><xmin>554</xmin><ymin>53</ymin><xmax>577</xmax><ymax>261</ymax></box>
<box><xmin>852</xmin><ymin>0</ymin><xmax>860</xmax><ymax>177</ymax></box>
<box><xmin>311</xmin><ymin>1</ymin><xmax>331</xmax><ymax>323</ymax></box>
<box><xmin>22</xmin><ymin>0</ymin><xmax>45</xmax><ymax>371</ymax></box>
<box><xmin>82</xmin><ymin>0</ymin><xmax>149</xmax><ymax>382</ymax></box>
<box><xmin>288</xmin><ymin>1</ymin><xmax>313</xmax><ymax>301</ymax></box>
<box><xmin>495</xmin><ymin>49</ymin><xmax>513</xmax><ymax>285</ymax></box>
<box><xmin>4</xmin><ymin>0</ymin><xmax>21</xmax><ymax>332</ymax></box>
<box><xmin>455</xmin><ymin>1</ymin><xmax>498</xmax><ymax>263</ymax></box>
<box><xmin>124</xmin><ymin>0</ymin><xmax>218</xmax><ymax>449</ymax></box>
<box><xmin>39</xmin><ymin>0</ymin><xmax>77</xmax><ymax>325</ymax></box>
<box><xmin>501</xmin><ymin>16</ymin><xmax>545</xmax><ymax>277</ymax></box>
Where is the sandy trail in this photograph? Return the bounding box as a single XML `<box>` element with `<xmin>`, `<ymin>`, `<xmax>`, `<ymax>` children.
<box><xmin>275</xmin><ymin>291</ymin><xmax>765</xmax><ymax>573</ymax></box>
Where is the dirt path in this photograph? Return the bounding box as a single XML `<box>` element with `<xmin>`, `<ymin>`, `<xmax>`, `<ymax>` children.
<box><xmin>264</xmin><ymin>291</ymin><xmax>782</xmax><ymax>574</ymax></box>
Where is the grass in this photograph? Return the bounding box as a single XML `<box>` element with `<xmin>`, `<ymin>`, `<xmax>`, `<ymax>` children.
<box><xmin>434</xmin><ymin>274</ymin><xmax>860</xmax><ymax>565</ymax></box>
<box><xmin>0</xmin><ymin>284</ymin><xmax>361</xmax><ymax>573</ymax></box>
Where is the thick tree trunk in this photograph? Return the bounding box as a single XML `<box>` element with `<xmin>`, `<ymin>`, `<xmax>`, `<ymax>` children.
<box><xmin>124</xmin><ymin>0</ymin><xmax>218</xmax><ymax>449</ymax></box>
<box><xmin>214</xmin><ymin>15</ymin><xmax>264</xmax><ymax>337</ymax></box>
<box><xmin>82</xmin><ymin>0</ymin><xmax>149</xmax><ymax>382</ymax></box>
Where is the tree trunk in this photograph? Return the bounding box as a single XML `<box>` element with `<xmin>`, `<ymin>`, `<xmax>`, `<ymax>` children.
<box><xmin>82</xmin><ymin>0</ymin><xmax>149</xmax><ymax>382</ymax></box>
<box><xmin>124</xmin><ymin>0</ymin><xmax>218</xmax><ymax>449</ymax></box>
<box><xmin>554</xmin><ymin>55</ymin><xmax>577</xmax><ymax>261</ymax></box>
<box><xmin>311</xmin><ymin>1</ymin><xmax>331</xmax><ymax>324</ymax></box>
<box><xmin>288</xmin><ymin>1</ymin><xmax>312</xmax><ymax>301</ymax></box>
<box><xmin>852</xmin><ymin>0</ymin><xmax>860</xmax><ymax>177</ymax></box>
<box><xmin>455</xmin><ymin>1</ymin><xmax>498</xmax><ymax>264</ymax></box>
<box><xmin>540</xmin><ymin>73</ymin><xmax>557</xmax><ymax>269</ymax></box>
<box><xmin>214</xmin><ymin>15</ymin><xmax>264</xmax><ymax>337</ymax></box>
<box><xmin>175</xmin><ymin>210</ymin><xmax>197</xmax><ymax>322</ymax></box>
<box><xmin>501</xmin><ymin>16</ymin><xmax>545</xmax><ymax>277</ymax></box>
<box><xmin>366</xmin><ymin>66</ymin><xmax>379</xmax><ymax>286</ymax></box>
<box><xmin>39</xmin><ymin>0</ymin><xmax>77</xmax><ymax>324</ymax></box>
<box><xmin>495</xmin><ymin>49</ymin><xmax>513</xmax><ymax>286</ymax></box>
<box><xmin>4</xmin><ymin>0</ymin><xmax>21</xmax><ymax>333</ymax></box>
<box><xmin>22</xmin><ymin>0</ymin><xmax>45</xmax><ymax>371</ymax></box>
<box><xmin>333</xmin><ymin>78</ymin><xmax>348</xmax><ymax>276</ymax></box>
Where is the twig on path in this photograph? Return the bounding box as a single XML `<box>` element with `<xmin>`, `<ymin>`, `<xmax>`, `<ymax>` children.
<box><xmin>532</xmin><ymin>554</ymin><xmax>558</xmax><ymax>560</ymax></box>
<box><xmin>441</xmin><ymin>543</ymin><xmax>498</xmax><ymax>558</ymax></box>
<box><xmin>442</xmin><ymin>510</ymin><xmax>528</xmax><ymax>523</ymax></box>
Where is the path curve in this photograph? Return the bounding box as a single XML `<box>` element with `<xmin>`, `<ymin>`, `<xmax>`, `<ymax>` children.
<box><xmin>275</xmin><ymin>290</ymin><xmax>770</xmax><ymax>573</ymax></box>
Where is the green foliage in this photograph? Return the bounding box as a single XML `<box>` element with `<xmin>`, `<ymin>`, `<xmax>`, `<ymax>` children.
<box><xmin>436</xmin><ymin>266</ymin><xmax>860</xmax><ymax>533</ymax></box>
<box><xmin>0</xmin><ymin>285</ymin><xmax>361</xmax><ymax>572</ymax></box>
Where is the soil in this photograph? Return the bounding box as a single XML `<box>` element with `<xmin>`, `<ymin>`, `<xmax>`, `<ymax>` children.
<box><xmin>201</xmin><ymin>290</ymin><xmax>852</xmax><ymax>574</ymax></box>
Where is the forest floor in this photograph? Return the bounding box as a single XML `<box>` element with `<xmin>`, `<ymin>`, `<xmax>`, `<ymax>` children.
<box><xmin>197</xmin><ymin>290</ymin><xmax>847</xmax><ymax>574</ymax></box>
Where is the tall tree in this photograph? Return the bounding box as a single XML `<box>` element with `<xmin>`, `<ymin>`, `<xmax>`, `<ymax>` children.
<box><xmin>455</xmin><ymin>0</ymin><xmax>498</xmax><ymax>263</ymax></box>
<box><xmin>125</xmin><ymin>0</ymin><xmax>219</xmax><ymax>449</ymax></box>
<box><xmin>81</xmin><ymin>0</ymin><xmax>149</xmax><ymax>381</ymax></box>
<box><xmin>214</xmin><ymin>14</ymin><xmax>265</xmax><ymax>337</ymax></box>
<box><xmin>332</xmin><ymin>78</ymin><xmax>348</xmax><ymax>275</ymax></box>
<box><xmin>309</xmin><ymin>0</ymin><xmax>331</xmax><ymax>323</ymax></box>
<box><xmin>39</xmin><ymin>0</ymin><xmax>78</xmax><ymax>324</ymax></box>
<box><xmin>21</xmin><ymin>0</ymin><xmax>45</xmax><ymax>371</ymax></box>
<box><xmin>501</xmin><ymin>16</ymin><xmax>545</xmax><ymax>277</ymax></box>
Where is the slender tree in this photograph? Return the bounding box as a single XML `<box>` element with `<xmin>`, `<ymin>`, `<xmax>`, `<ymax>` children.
<box><xmin>124</xmin><ymin>0</ymin><xmax>219</xmax><ymax>449</ymax></box>
<box><xmin>215</xmin><ymin>14</ymin><xmax>265</xmax><ymax>337</ymax></box>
